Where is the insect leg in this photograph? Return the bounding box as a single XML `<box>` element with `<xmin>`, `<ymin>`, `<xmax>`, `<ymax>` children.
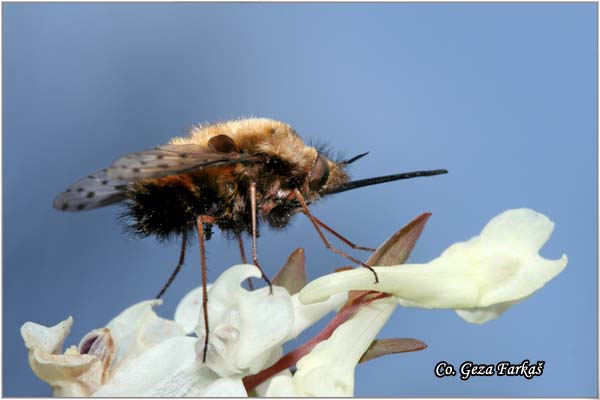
<box><xmin>312</xmin><ymin>216</ymin><xmax>376</xmax><ymax>252</ymax></box>
<box><xmin>155</xmin><ymin>231</ymin><xmax>188</xmax><ymax>299</ymax></box>
<box><xmin>249</xmin><ymin>181</ymin><xmax>273</xmax><ymax>294</ymax></box>
<box><xmin>293</xmin><ymin>190</ymin><xmax>379</xmax><ymax>284</ymax></box>
<box><xmin>197</xmin><ymin>215</ymin><xmax>215</xmax><ymax>363</ymax></box>
<box><xmin>237</xmin><ymin>233</ymin><xmax>254</xmax><ymax>290</ymax></box>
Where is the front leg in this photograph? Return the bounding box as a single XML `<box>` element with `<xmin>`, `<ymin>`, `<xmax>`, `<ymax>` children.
<box><xmin>292</xmin><ymin>190</ymin><xmax>379</xmax><ymax>284</ymax></box>
<box><xmin>312</xmin><ymin>215</ymin><xmax>376</xmax><ymax>252</ymax></box>
<box><xmin>196</xmin><ymin>215</ymin><xmax>215</xmax><ymax>363</ymax></box>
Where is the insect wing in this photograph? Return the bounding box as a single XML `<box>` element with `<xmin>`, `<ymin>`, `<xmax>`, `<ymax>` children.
<box><xmin>105</xmin><ymin>143</ymin><xmax>253</xmax><ymax>180</ymax></box>
<box><xmin>53</xmin><ymin>170</ymin><xmax>128</xmax><ymax>212</ymax></box>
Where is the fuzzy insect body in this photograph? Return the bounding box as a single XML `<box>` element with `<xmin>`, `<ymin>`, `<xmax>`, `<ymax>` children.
<box><xmin>55</xmin><ymin>118</ymin><xmax>352</xmax><ymax>241</ymax></box>
<box><xmin>55</xmin><ymin>116</ymin><xmax>450</xmax><ymax>289</ymax></box>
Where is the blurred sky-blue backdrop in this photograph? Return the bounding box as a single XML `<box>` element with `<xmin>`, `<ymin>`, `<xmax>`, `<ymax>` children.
<box><xmin>3</xmin><ymin>3</ymin><xmax>597</xmax><ymax>397</ymax></box>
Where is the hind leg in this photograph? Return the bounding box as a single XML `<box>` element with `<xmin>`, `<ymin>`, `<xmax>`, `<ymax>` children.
<box><xmin>155</xmin><ymin>231</ymin><xmax>188</xmax><ymax>299</ymax></box>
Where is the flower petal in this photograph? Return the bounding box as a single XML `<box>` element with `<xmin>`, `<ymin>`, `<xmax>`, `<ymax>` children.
<box><xmin>21</xmin><ymin>318</ymin><xmax>104</xmax><ymax>396</ymax></box>
<box><xmin>290</xmin><ymin>297</ymin><xmax>396</xmax><ymax>396</ymax></box>
<box><xmin>197</xmin><ymin>264</ymin><xmax>295</xmax><ymax>377</ymax></box>
<box><xmin>300</xmin><ymin>209</ymin><xmax>567</xmax><ymax>323</ymax></box>
<box><xmin>454</xmin><ymin>299</ymin><xmax>522</xmax><ymax>324</ymax></box>
<box><xmin>264</xmin><ymin>375</ymin><xmax>300</xmax><ymax>397</ymax></box>
<box><xmin>106</xmin><ymin>299</ymin><xmax>185</xmax><ymax>372</ymax></box>
<box><xmin>472</xmin><ymin>207</ymin><xmax>554</xmax><ymax>252</ymax></box>
<box><xmin>442</xmin><ymin>209</ymin><xmax>567</xmax><ymax>308</ymax></box>
<box><xmin>255</xmin><ymin>369</ymin><xmax>293</xmax><ymax>397</ymax></box>
<box><xmin>21</xmin><ymin>317</ymin><xmax>73</xmax><ymax>354</ymax></box>
<box><xmin>78</xmin><ymin>328</ymin><xmax>116</xmax><ymax>383</ymax></box>
<box><xmin>175</xmin><ymin>285</ymin><xmax>212</xmax><ymax>334</ymax></box>
<box><xmin>285</xmin><ymin>292</ymin><xmax>347</xmax><ymax>341</ymax></box>
<box><xmin>93</xmin><ymin>337</ymin><xmax>218</xmax><ymax>397</ymax></box>
<box><xmin>300</xmin><ymin>265</ymin><xmax>475</xmax><ymax>307</ymax></box>
<box><xmin>29</xmin><ymin>349</ymin><xmax>103</xmax><ymax>396</ymax></box>
<box><xmin>202</xmin><ymin>377</ymin><xmax>248</xmax><ymax>397</ymax></box>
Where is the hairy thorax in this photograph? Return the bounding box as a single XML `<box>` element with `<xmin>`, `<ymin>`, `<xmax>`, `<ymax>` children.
<box><xmin>121</xmin><ymin>118</ymin><xmax>349</xmax><ymax>241</ymax></box>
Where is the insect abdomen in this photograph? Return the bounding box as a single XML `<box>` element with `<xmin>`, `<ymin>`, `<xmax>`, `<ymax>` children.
<box><xmin>123</xmin><ymin>177</ymin><xmax>212</xmax><ymax>241</ymax></box>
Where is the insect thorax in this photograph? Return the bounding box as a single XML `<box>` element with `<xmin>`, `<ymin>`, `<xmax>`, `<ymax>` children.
<box><xmin>121</xmin><ymin>157</ymin><xmax>311</xmax><ymax>242</ymax></box>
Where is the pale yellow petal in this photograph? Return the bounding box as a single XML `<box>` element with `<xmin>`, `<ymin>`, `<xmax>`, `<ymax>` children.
<box><xmin>21</xmin><ymin>318</ymin><xmax>103</xmax><ymax>396</ymax></box>
<box><xmin>292</xmin><ymin>298</ymin><xmax>396</xmax><ymax>396</ymax></box>
<box><xmin>300</xmin><ymin>209</ymin><xmax>567</xmax><ymax>323</ymax></box>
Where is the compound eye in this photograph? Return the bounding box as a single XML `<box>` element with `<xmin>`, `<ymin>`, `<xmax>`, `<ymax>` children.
<box><xmin>309</xmin><ymin>154</ymin><xmax>330</xmax><ymax>190</ymax></box>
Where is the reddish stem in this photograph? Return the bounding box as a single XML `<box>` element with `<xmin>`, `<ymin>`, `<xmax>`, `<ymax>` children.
<box><xmin>242</xmin><ymin>291</ymin><xmax>389</xmax><ymax>392</ymax></box>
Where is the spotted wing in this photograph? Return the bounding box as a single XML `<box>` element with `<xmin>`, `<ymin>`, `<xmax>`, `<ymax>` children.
<box><xmin>105</xmin><ymin>143</ymin><xmax>256</xmax><ymax>181</ymax></box>
<box><xmin>53</xmin><ymin>170</ymin><xmax>128</xmax><ymax>212</ymax></box>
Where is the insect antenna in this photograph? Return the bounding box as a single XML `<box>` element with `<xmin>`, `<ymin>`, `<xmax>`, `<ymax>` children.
<box><xmin>340</xmin><ymin>152</ymin><xmax>369</xmax><ymax>165</ymax></box>
<box><xmin>322</xmin><ymin>169</ymin><xmax>448</xmax><ymax>196</ymax></box>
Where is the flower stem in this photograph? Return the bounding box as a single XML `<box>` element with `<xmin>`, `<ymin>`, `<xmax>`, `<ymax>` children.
<box><xmin>242</xmin><ymin>291</ymin><xmax>389</xmax><ymax>391</ymax></box>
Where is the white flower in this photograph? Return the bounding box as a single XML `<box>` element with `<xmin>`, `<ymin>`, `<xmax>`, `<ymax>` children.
<box><xmin>93</xmin><ymin>336</ymin><xmax>246</xmax><ymax>397</ymax></box>
<box><xmin>22</xmin><ymin>299</ymin><xmax>250</xmax><ymax>397</ymax></box>
<box><xmin>299</xmin><ymin>208</ymin><xmax>568</xmax><ymax>323</ymax></box>
<box><xmin>23</xmin><ymin>263</ymin><xmax>349</xmax><ymax>397</ymax></box>
<box><xmin>175</xmin><ymin>264</ymin><xmax>348</xmax><ymax>376</ymax></box>
<box><xmin>21</xmin><ymin>300</ymin><xmax>185</xmax><ymax>396</ymax></box>
<box><xmin>266</xmin><ymin>297</ymin><xmax>396</xmax><ymax>397</ymax></box>
<box><xmin>22</xmin><ymin>208</ymin><xmax>567</xmax><ymax>397</ymax></box>
<box><xmin>21</xmin><ymin>317</ymin><xmax>105</xmax><ymax>396</ymax></box>
<box><xmin>104</xmin><ymin>300</ymin><xmax>186</xmax><ymax>372</ymax></box>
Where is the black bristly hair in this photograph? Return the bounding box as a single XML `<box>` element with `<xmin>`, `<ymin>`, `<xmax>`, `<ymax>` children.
<box><xmin>307</xmin><ymin>138</ymin><xmax>348</xmax><ymax>164</ymax></box>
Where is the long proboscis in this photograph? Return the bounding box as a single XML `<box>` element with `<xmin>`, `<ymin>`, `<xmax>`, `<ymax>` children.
<box><xmin>322</xmin><ymin>169</ymin><xmax>448</xmax><ymax>196</ymax></box>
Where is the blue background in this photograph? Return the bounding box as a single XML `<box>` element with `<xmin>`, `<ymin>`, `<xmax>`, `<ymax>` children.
<box><xmin>3</xmin><ymin>3</ymin><xmax>597</xmax><ymax>397</ymax></box>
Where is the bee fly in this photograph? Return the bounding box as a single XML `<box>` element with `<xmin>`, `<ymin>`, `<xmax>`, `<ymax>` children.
<box><xmin>54</xmin><ymin>117</ymin><xmax>447</xmax><ymax>361</ymax></box>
